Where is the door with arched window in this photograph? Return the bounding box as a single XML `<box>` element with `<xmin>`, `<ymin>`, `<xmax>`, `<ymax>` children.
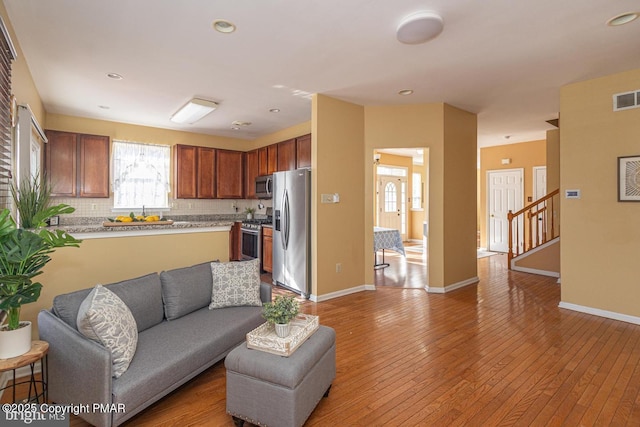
<box><xmin>377</xmin><ymin>175</ymin><xmax>406</xmax><ymax>239</ymax></box>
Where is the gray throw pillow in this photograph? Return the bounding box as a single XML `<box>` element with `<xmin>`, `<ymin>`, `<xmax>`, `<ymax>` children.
<box><xmin>160</xmin><ymin>261</ymin><xmax>215</xmax><ymax>320</ymax></box>
<box><xmin>77</xmin><ymin>285</ymin><xmax>138</xmax><ymax>378</ymax></box>
<box><xmin>209</xmin><ymin>259</ymin><xmax>262</xmax><ymax>309</ymax></box>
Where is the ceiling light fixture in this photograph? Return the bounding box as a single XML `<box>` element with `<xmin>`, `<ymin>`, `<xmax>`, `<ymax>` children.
<box><xmin>170</xmin><ymin>98</ymin><xmax>218</xmax><ymax>124</ymax></box>
<box><xmin>398</xmin><ymin>89</ymin><xmax>414</xmax><ymax>96</ymax></box>
<box><xmin>269</xmin><ymin>108</ymin><xmax>280</xmax><ymax>113</ymax></box>
<box><xmin>98</xmin><ymin>105</ymin><xmax>110</xmax><ymax>110</ymax></box>
<box><xmin>396</xmin><ymin>11</ymin><xmax>444</xmax><ymax>44</ymax></box>
<box><xmin>607</xmin><ymin>12</ymin><xmax>639</xmax><ymax>26</ymax></box>
<box><xmin>106</xmin><ymin>73</ymin><xmax>123</xmax><ymax>80</ymax></box>
<box><xmin>213</xmin><ymin>19</ymin><xmax>236</xmax><ymax>33</ymax></box>
<box><xmin>232</xmin><ymin>120</ymin><xmax>252</xmax><ymax>127</ymax></box>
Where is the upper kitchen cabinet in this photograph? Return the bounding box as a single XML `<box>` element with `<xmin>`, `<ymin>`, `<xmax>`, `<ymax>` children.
<box><xmin>258</xmin><ymin>147</ymin><xmax>268</xmax><ymax>176</ymax></box>
<box><xmin>174</xmin><ymin>144</ymin><xmax>215</xmax><ymax>199</ymax></box>
<box><xmin>245</xmin><ymin>149</ymin><xmax>259</xmax><ymax>199</ymax></box>
<box><xmin>277</xmin><ymin>138</ymin><xmax>296</xmax><ymax>171</ymax></box>
<box><xmin>296</xmin><ymin>134</ymin><xmax>311</xmax><ymax>169</ymax></box>
<box><xmin>216</xmin><ymin>149</ymin><xmax>244</xmax><ymax>199</ymax></box>
<box><xmin>267</xmin><ymin>144</ymin><xmax>278</xmax><ymax>174</ymax></box>
<box><xmin>45</xmin><ymin>130</ymin><xmax>110</xmax><ymax>198</ymax></box>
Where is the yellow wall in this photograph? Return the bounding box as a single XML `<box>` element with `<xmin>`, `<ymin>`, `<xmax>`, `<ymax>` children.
<box><xmin>560</xmin><ymin>68</ymin><xmax>640</xmax><ymax>317</ymax></box>
<box><xmin>479</xmin><ymin>139</ymin><xmax>546</xmax><ymax>248</ymax></box>
<box><xmin>546</xmin><ymin>129</ymin><xmax>560</xmax><ymax>192</ymax></box>
<box><xmin>0</xmin><ymin>3</ymin><xmax>45</xmax><ymax>125</ymax></box>
<box><xmin>410</xmin><ymin>163</ymin><xmax>426</xmax><ymax>241</ymax></box>
<box><xmin>364</xmin><ymin>103</ymin><xmax>477</xmax><ymax>289</ymax></box>
<box><xmin>312</xmin><ymin>94</ymin><xmax>365</xmax><ymax>296</ymax></box>
<box><xmin>24</xmin><ymin>231</ymin><xmax>231</xmax><ymax>338</ymax></box>
<box><xmin>252</xmin><ymin>121</ymin><xmax>311</xmax><ymax>148</ymax></box>
<box><xmin>513</xmin><ymin>241</ymin><xmax>560</xmax><ymax>273</ymax></box>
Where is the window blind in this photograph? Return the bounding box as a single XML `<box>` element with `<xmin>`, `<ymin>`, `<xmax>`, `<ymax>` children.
<box><xmin>0</xmin><ymin>17</ymin><xmax>16</xmax><ymax>209</ymax></box>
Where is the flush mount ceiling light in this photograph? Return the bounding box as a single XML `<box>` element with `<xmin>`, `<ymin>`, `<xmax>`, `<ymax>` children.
<box><xmin>213</xmin><ymin>19</ymin><xmax>236</xmax><ymax>33</ymax></box>
<box><xmin>396</xmin><ymin>11</ymin><xmax>444</xmax><ymax>44</ymax></box>
<box><xmin>269</xmin><ymin>108</ymin><xmax>281</xmax><ymax>113</ymax></box>
<box><xmin>106</xmin><ymin>73</ymin><xmax>123</xmax><ymax>80</ymax></box>
<box><xmin>170</xmin><ymin>98</ymin><xmax>219</xmax><ymax>124</ymax></box>
<box><xmin>398</xmin><ymin>89</ymin><xmax>414</xmax><ymax>96</ymax></box>
<box><xmin>607</xmin><ymin>12</ymin><xmax>639</xmax><ymax>26</ymax></box>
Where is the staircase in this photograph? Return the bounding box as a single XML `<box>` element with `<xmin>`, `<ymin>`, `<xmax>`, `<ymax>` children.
<box><xmin>507</xmin><ymin>189</ymin><xmax>560</xmax><ymax>277</ymax></box>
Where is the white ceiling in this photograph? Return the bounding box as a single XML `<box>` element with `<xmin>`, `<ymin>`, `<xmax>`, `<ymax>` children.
<box><xmin>4</xmin><ymin>0</ymin><xmax>640</xmax><ymax>148</ymax></box>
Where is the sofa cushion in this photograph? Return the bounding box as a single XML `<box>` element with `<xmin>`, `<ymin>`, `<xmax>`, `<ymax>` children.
<box><xmin>53</xmin><ymin>273</ymin><xmax>164</xmax><ymax>333</ymax></box>
<box><xmin>209</xmin><ymin>259</ymin><xmax>262</xmax><ymax>309</ymax></box>
<box><xmin>111</xmin><ymin>305</ymin><xmax>265</xmax><ymax>422</ymax></box>
<box><xmin>77</xmin><ymin>285</ymin><xmax>138</xmax><ymax>378</ymax></box>
<box><xmin>160</xmin><ymin>261</ymin><xmax>214</xmax><ymax>320</ymax></box>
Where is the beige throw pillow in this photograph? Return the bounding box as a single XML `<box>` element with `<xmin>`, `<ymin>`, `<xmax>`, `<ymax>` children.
<box><xmin>209</xmin><ymin>259</ymin><xmax>262</xmax><ymax>309</ymax></box>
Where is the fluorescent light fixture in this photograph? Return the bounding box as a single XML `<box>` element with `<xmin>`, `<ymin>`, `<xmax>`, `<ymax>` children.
<box><xmin>170</xmin><ymin>98</ymin><xmax>218</xmax><ymax>124</ymax></box>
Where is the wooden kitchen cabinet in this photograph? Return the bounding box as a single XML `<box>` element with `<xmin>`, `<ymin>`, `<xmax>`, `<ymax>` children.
<box><xmin>216</xmin><ymin>149</ymin><xmax>244</xmax><ymax>199</ymax></box>
<box><xmin>296</xmin><ymin>134</ymin><xmax>311</xmax><ymax>169</ymax></box>
<box><xmin>174</xmin><ymin>145</ymin><xmax>215</xmax><ymax>199</ymax></box>
<box><xmin>277</xmin><ymin>138</ymin><xmax>296</xmax><ymax>171</ymax></box>
<box><xmin>245</xmin><ymin>149</ymin><xmax>259</xmax><ymax>199</ymax></box>
<box><xmin>45</xmin><ymin>130</ymin><xmax>109</xmax><ymax>198</ymax></box>
<box><xmin>229</xmin><ymin>221</ymin><xmax>243</xmax><ymax>261</ymax></box>
<box><xmin>267</xmin><ymin>144</ymin><xmax>278</xmax><ymax>174</ymax></box>
<box><xmin>262</xmin><ymin>226</ymin><xmax>273</xmax><ymax>273</ymax></box>
<box><xmin>258</xmin><ymin>147</ymin><xmax>268</xmax><ymax>176</ymax></box>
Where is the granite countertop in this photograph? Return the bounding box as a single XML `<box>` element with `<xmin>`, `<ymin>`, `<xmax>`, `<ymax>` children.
<box><xmin>56</xmin><ymin>220</ymin><xmax>235</xmax><ymax>234</ymax></box>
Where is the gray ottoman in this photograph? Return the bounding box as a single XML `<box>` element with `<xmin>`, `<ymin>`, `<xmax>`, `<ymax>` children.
<box><xmin>225</xmin><ymin>325</ymin><xmax>336</xmax><ymax>427</ymax></box>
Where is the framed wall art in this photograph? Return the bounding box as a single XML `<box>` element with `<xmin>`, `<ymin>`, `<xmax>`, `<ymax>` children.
<box><xmin>618</xmin><ymin>155</ymin><xmax>640</xmax><ymax>201</ymax></box>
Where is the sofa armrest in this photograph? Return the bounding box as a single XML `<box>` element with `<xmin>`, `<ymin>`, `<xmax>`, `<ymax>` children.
<box><xmin>38</xmin><ymin>310</ymin><xmax>113</xmax><ymax>427</ymax></box>
<box><xmin>260</xmin><ymin>282</ymin><xmax>272</xmax><ymax>303</ymax></box>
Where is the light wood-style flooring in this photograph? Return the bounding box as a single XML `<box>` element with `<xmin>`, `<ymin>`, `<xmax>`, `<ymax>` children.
<box><xmin>7</xmin><ymin>254</ymin><xmax>640</xmax><ymax>426</ymax></box>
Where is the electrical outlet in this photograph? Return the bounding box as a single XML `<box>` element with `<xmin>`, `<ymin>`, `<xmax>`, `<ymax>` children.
<box><xmin>336</xmin><ymin>263</ymin><xmax>342</xmax><ymax>273</ymax></box>
<box><xmin>188</xmin><ymin>203</ymin><xmax>193</xmax><ymax>209</ymax></box>
<box><xmin>91</xmin><ymin>203</ymin><xmax>97</xmax><ymax>211</ymax></box>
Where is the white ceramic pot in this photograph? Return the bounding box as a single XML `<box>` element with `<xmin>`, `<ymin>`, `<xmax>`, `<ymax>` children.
<box><xmin>274</xmin><ymin>322</ymin><xmax>291</xmax><ymax>338</ymax></box>
<box><xmin>0</xmin><ymin>321</ymin><xmax>32</xmax><ymax>359</ymax></box>
<box><xmin>246</xmin><ymin>213</ymin><xmax>253</xmax><ymax>220</ymax></box>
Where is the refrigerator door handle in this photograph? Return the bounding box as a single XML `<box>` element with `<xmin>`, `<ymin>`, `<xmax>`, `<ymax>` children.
<box><xmin>283</xmin><ymin>189</ymin><xmax>290</xmax><ymax>250</ymax></box>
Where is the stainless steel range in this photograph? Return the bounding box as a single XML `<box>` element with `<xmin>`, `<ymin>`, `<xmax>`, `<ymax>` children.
<box><xmin>240</xmin><ymin>209</ymin><xmax>272</xmax><ymax>265</ymax></box>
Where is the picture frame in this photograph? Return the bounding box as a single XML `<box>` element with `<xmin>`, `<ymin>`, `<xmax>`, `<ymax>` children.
<box><xmin>618</xmin><ymin>155</ymin><xmax>640</xmax><ymax>201</ymax></box>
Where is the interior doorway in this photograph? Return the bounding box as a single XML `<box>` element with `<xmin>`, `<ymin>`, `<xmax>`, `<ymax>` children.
<box><xmin>373</xmin><ymin>148</ymin><xmax>428</xmax><ymax>288</ymax></box>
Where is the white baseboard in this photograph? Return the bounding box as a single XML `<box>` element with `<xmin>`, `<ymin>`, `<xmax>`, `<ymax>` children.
<box><xmin>559</xmin><ymin>301</ymin><xmax>640</xmax><ymax>325</ymax></box>
<box><xmin>310</xmin><ymin>284</ymin><xmax>375</xmax><ymax>302</ymax></box>
<box><xmin>511</xmin><ymin>265</ymin><xmax>560</xmax><ymax>278</ymax></box>
<box><xmin>0</xmin><ymin>364</ymin><xmax>41</xmax><ymax>401</ymax></box>
<box><xmin>425</xmin><ymin>276</ymin><xmax>479</xmax><ymax>294</ymax></box>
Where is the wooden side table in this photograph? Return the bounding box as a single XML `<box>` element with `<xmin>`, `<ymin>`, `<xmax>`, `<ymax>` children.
<box><xmin>0</xmin><ymin>340</ymin><xmax>48</xmax><ymax>404</ymax></box>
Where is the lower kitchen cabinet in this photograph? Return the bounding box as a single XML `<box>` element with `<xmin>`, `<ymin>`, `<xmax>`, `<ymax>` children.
<box><xmin>262</xmin><ymin>226</ymin><xmax>273</xmax><ymax>273</ymax></box>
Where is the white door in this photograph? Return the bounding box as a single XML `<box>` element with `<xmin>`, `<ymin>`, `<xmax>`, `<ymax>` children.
<box><xmin>378</xmin><ymin>176</ymin><xmax>403</xmax><ymax>236</ymax></box>
<box><xmin>533</xmin><ymin>166</ymin><xmax>547</xmax><ymax>202</ymax></box>
<box><xmin>488</xmin><ymin>169</ymin><xmax>523</xmax><ymax>253</ymax></box>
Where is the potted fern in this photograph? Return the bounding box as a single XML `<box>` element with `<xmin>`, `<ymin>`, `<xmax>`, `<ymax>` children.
<box><xmin>262</xmin><ymin>295</ymin><xmax>300</xmax><ymax>338</ymax></box>
<box><xmin>0</xmin><ymin>176</ymin><xmax>81</xmax><ymax>359</ymax></box>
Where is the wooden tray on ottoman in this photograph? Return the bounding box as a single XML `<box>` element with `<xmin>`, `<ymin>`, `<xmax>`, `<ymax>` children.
<box><xmin>246</xmin><ymin>314</ymin><xmax>319</xmax><ymax>357</ymax></box>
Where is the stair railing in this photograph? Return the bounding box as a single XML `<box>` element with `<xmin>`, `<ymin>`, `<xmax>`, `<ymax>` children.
<box><xmin>507</xmin><ymin>189</ymin><xmax>560</xmax><ymax>266</ymax></box>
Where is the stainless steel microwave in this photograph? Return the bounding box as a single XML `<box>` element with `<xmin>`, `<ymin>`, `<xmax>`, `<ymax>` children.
<box><xmin>255</xmin><ymin>175</ymin><xmax>273</xmax><ymax>199</ymax></box>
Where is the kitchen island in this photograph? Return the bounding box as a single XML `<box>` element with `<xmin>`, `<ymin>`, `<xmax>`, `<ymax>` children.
<box><xmin>24</xmin><ymin>220</ymin><xmax>236</xmax><ymax>339</ymax></box>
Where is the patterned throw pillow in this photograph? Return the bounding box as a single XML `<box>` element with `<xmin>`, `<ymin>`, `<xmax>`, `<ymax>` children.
<box><xmin>209</xmin><ymin>259</ymin><xmax>262</xmax><ymax>309</ymax></box>
<box><xmin>77</xmin><ymin>285</ymin><xmax>138</xmax><ymax>378</ymax></box>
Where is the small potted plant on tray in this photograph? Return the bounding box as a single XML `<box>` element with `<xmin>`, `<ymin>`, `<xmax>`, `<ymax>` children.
<box><xmin>262</xmin><ymin>295</ymin><xmax>300</xmax><ymax>338</ymax></box>
<box><xmin>244</xmin><ymin>207</ymin><xmax>256</xmax><ymax>220</ymax></box>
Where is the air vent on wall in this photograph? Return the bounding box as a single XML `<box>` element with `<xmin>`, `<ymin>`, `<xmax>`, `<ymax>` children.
<box><xmin>613</xmin><ymin>90</ymin><xmax>640</xmax><ymax>111</ymax></box>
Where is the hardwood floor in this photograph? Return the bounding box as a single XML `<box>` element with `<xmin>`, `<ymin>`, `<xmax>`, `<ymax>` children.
<box><xmin>10</xmin><ymin>254</ymin><xmax>640</xmax><ymax>426</ymax></box>
<box><xmin>374</xmin><ymin>245</ymin><xmax>426</xmax><ymax>289</ymax></box>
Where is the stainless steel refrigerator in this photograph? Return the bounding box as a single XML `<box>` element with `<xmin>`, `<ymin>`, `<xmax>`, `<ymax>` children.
<box><xmin>272</xmin><ymin>169</ymin><xmax>311</xmax><ymax>298</ymax></box>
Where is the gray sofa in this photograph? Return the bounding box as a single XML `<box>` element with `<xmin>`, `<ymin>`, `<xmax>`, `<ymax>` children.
<box><xmin>37</xmin><ymin>260</ymin><xmax>271</xmax><ymax>427</ymax></box>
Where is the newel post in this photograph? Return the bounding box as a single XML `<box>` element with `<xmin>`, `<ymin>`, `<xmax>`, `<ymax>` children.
<box><xmin>507</xmin><ymin>210</ymin><xmax>514</xmax><ymax>267</ymax></box>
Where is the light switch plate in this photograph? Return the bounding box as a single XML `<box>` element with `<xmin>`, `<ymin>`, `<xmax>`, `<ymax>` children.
<box><xmin>565</xmin><ymin>189</ymin><xmax>581</xmax><ymax>199</ymax></box>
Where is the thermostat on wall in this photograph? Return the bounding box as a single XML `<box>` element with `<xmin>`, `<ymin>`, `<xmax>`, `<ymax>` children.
<box><xmin>565</xmin><ymin>189</ymin><xmax>581</xmax><ymax>199</ymax></box>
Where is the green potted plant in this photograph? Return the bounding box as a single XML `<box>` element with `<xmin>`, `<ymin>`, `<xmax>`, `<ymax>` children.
<box><xmin>262</xmin><ymin>295</ymin><xmax>300</xmax><ymax>338</ymax></box>
<box><xmin>0</xmin><ymin>176</ymin><xmax>81</xmax><ymax>359</ymax></box>
<box><xmin>244</xmin><ymin>207</ymin><xmax>256</xmax><ymax>220</ymax></box>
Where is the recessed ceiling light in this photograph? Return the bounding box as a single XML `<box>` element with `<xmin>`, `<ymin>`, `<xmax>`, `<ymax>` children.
<box><xmin>106</xmin><ymin>73</ymin><xmax>123</xmax><ymax>80</ymax></box>
<box><xmin>232</xmin><ymin>120</ymin><xmax>252</xmax><ymax>126</ymax></box>
<box><xmin>98</xmin><ymin>105</ymin><xmax>110</xmax><ymax>109</ymax></box>
<box><xmin>397</xmin><ymin>11</ymin><xmax>444</xmax><ymax>44</ymax></box>
<box><xmin>398</xmin><ymin>89</ymin><xmax>414</xmax><ymax>96</ymax></box>
<box><xmin>607</xmin><ymin>12</ymin><xmax>639</xmax><ymax>26</ymax></box>
<box><xmin>269</xmin><ymin>108</ymin><xmax>280</xmax><ymax>113</ymax></box>
<box><xmin>213</xmin><ymin>19</ymin><xmax>236</xmax><ymax>33</ymax></box>
<box><xmin>231</xmin><ymin>126</ymin><xmax>240</xmax><ymax>130</ymax></box>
